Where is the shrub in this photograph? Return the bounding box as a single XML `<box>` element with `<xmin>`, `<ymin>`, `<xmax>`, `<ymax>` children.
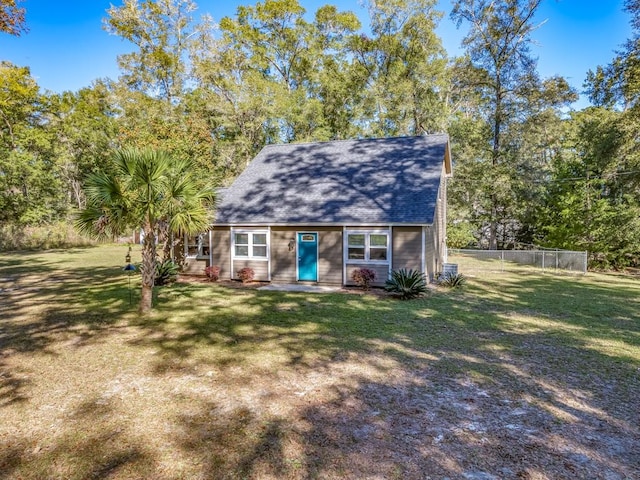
<box><xmin>237</xmin><ymin>267</ymin><xmax>255</xmax><ymax>283</ymax></box>
<box><xmin>204</xmin><ymin>265</ymin><xmax>221</xmax><ymax>281</ymax></box>
<box><xmin>437</xmin><ymin>272</ymin><xmax>466</xmax><ymax>289</ymax></box>
<box><xmin>351</xmin><ymin>268</ymin><xmax>376</xmax><ymax>290</ymax></box>
<box><xmin>384</xmin><ymin>268</ymin><xmax>428</xmax><ymax>300</ymax></box>
<box><xmin>0</xmin><ymin>222</ymin><xmax>96</xmax><ymax>251</ymax></box>
<box><xmin>155</xmin><ymin>259</ymin><xmax>179</xmax><ymax>286</ymax></box>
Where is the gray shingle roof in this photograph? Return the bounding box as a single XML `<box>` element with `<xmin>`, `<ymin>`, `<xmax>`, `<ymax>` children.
<box><xmin>215</xmin><ymin>134</ymin><xmax>449</xmax><ymax>225</ymax></box>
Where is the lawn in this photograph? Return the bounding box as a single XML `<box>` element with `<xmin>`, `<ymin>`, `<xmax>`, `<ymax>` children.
<box><xmin>0</xmin><ymin>245</ymin><xmax>639</xmax><ymax>479</ymax></box>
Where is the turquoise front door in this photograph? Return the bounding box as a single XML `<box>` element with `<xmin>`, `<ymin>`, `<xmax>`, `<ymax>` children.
<box><xmin>297</xmin><ymin>233</ymin><xmax>318</xmax><ymax>281</ymax></box>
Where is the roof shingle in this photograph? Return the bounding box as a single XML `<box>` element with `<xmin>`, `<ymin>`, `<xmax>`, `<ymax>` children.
<box><xmin>215</xmin><ymin>134</ymin><xmax>449</xmax><ymax>225</ymax></box>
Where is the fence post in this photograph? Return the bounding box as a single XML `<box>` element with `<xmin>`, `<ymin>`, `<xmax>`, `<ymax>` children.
<box><xmin>584</xmin><ymin>251</ymin><xmax>588</xmax><ymax>274</ymax></box>
<box><xmin>555</xmin><ymin>250</ymin><xmax>558</xmax><ymax>270</ymax></box>
<box><xmin>501</xmin><ymin>250</ymin><xmax>504</xmax><ymax>272</ymax></box>
<box><xmin>541</xmin><ymin>251</ymin><xmax>545</xmax><ymax>270</ymax></box>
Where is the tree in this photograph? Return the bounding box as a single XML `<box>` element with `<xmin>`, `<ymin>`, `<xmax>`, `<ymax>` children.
<box><xmin>46</xmin><ymin>83</ymin><xmax>119</xmax><ymax>210</ymax></box>
<box><xmin>449</xmin><ymin>0</ymin><xmax>575</xmax><ymax>248</ymax></box>
<box><xmin>586</xmin><ymin>0</ymin><xmax>640</xmax><ymax>112</ymax></box>
<box><xmin>574</xmin><ymin>0</ymin><xmax>640</xmax><ymax>268</ymax></box>
<box><xmin>190</xmin><ymin>0</ymin><xmax>364</xmax><ymax>175</ymax></box>
<box><xmin>76</xmin><ymin>148</ymin><xmax>214</xmax><ymax>314</ymax></box>
<box><xmin>540</xmin><ymin>107</ymin><xmax>640</xmax><ymax>268</ymax></box>
<box><xmin>213</xmin><ymin>0</ymin><xmax>361</xmax><ymax>143</ymax></box>
<box><xmin>0</xmin><ymin>0</ymin><xmax>27</xmax><ymax>36</ymax></box>
<box><xmin>104</xmin><ymin>0</ymin><xmax>206</xmax><ymax>104</ymax></box>
<box><xmin>0</xmin><ymin>62</ymin><xmax>67</xmax><ymax>225</ymax></box>
<box><xmin>585</xmin><ymin>0</ymin><xmax>640</xmax><ymax>190</ymax></box>
<box><xmin>104</xmin><ymin>0</ymin><xmax>216</xmax><ymax>184</ymax></box>
<box><xmin>353</xmin><ymin>0</ymin><xmax>449</xmax><ymax>136</ymax></box>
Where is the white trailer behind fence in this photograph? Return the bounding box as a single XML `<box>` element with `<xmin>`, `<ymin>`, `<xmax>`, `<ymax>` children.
<box><xmin>448</xmin><ymin>249</ymin><xmax>588</xmax><ymax>274</ymax></box>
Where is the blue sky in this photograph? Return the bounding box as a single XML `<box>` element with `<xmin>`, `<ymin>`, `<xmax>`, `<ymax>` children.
<box><xmin>0</xmin><ymin>0</ymin><xmax>632</xmax><ymax>109</ymax></box>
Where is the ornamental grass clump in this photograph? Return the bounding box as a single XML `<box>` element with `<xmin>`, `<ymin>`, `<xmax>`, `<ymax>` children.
<box><xmin>437</xmin><ymin>272</ymin><xmax>466</xmax><ymax>289</ymax></box>
<box><xmin>384</xmin><ymin>268</ymin><xmax>428</xmax><ymax>300</ymax></box>
<box><xmin>351</xmin><ymin>268</ymin><xmax>376</xmax><ymax>290</ymax></box>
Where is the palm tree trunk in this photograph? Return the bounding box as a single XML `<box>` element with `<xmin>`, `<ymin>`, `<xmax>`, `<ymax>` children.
<box><xmin>139</xmin><ymin>223</ymin><xmax>156</xmax><ymax>314</ymax></box>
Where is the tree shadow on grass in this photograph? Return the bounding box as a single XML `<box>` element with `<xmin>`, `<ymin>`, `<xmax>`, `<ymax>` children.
<box><xmin>0</xmin><ymin>263</ymin><xmax>136</xmax><ymax>405</ymax></box>
<box><xmin>173</xmin><ymin>401</ymin><xmax>291</xmax><ymax>479</ymax></box>
<box><xmin>136</xmin><ymin>277</ymin><xmax>640</xmax><ymax>479</ymax></box>
<box><xmin>1</xmin><ymin>248</ymin><xmax>639</xmax><ymax>478</ymax></box>
<box><xmin>0</xmin><ymin>394</ymin><xmax>156</xmax><ymax>480</ymax></box>
<box><xmin>0</xmin><ymin>266</ymin><xmax>134</xmax><ymax>353</ymax></box>
<box><xmin>0</xmin><ymin>358</ymin><xmax>30</xmax><ymax>407</ymax></box>
<box><xmin>462</xmin><ymin>274</ymin><xmax>640</xmax><ymax>364</ymax></box>
<box><xmin>166</xmin><ymin>362</ymin><xmax>638</xmax><ymax>479</ymax></box>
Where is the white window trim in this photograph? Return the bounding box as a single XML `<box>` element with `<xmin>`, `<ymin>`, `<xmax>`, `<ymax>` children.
<box><xmin>231</xmin><ymin>228</ymin><xmax>270</xmax><ymax>261</ymax></box>
<box><xmin>344</xmin><ymin>229</ymin><xmax>390</xmax><ymax>264</ymax></box>
<box><xmin>185</xmin><ymin>232</ymin><xmax>209</xmax><ymax>259</ymax></box>
<box><xmin>342</xmin><ymin>226</ymin><xmax>347</xmax><ymax>284</ymax></box>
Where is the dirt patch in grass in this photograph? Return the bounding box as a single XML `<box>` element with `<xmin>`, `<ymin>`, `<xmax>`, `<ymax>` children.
<box><xmin>0</xmin><ymin>246</ymin><xmax>639</xmax><ymax>479</ymax></box>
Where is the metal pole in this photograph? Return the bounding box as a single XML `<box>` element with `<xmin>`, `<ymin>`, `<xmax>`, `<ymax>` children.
<box><xmin>584</xmin><ymin>251</ymin><xmax>588</xmax><ymax>274</ymax></box>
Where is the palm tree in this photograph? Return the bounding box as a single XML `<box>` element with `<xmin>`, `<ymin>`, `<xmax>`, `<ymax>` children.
<box><xmin>76</xmin><ymin>148</ymin><xmax>213</xmax><ymax>314</ymax></box>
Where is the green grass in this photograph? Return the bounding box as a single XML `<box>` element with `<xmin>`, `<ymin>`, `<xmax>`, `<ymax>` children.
<box><xmin>0</xmin><ymin>245</ymin><xmax>639</xmax><ymax>479</ymax></box>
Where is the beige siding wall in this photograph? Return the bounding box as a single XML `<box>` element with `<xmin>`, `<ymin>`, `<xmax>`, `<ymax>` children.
<box><xmin>214</xmin><ymin>221</ymin><xmax>445</xmax><ymax>285</ymax></box>
<box><xmin>345</xmin><ymin>264</ymin><xmax>389</xmax><ymax>287</ymax></box>
<box><xmin>270</xmin><ymin>228</ymin><xmax>297</xmax><ymax>283</ymax></box>
<box><xmin>318</xmin><ymin>228</ymin><xmax>343</xmax><ymax>284</ymax></box>
<box><xmin>437</xmin><ymin>165</ymin><xmax>447</xmax><ymax>264</ymax></box>
<box><xmin>421</xmin><ymin>166</ymin><xmax>449</xmax><ymax>282</ymax></box>
<box><xmin>424</xmin><ymin>226</ymin><xmax>436</xmax><ymax>281</ymax></box>
<box><xmin>392</xmin><ymin>226</ymin><xmax>422</xmax><ymax>272</ymax></box>
<box><xmin>211</xmin><ymin>227</ymin><xmax>231</xmax><ymax>279</ymax></box>
<box><xmin>232</xmin><ymin>259</ymin><xmax>269</xmax><ymax>281</ymax></box>
<box><xmin>271</xmin><ymin>227</ymin><xmax>343</xmax><ymax>284</ymax></box>
<box><xmin>431</xmin><ymin>166</ymin><xmax>448</xmax><ymax>278</ymax></box>
<box><xmin>182</xmin><ymin>258</ymin><xmax>207</xmax><ymax>275</ymax></box>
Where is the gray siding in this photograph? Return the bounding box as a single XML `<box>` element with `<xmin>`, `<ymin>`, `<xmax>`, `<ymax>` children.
<box><xmin>422</xmin><ymin>165</ymin><xmax>448</xmax><ymax>282</ymax></box>
<box><xmin>318</xmin><ymin>228</ymin><xmax>343</xmax><ymax>284</ymax></box>
<box><xmin>271</xmin><ymin>227</ymin><xmax>343</xmax><ymax>284</ymax></box>
<box><xmin>232</xmin><ymin>259</ymin><xmax>269</xmax><ymax>282</ymax></box>
<box><xmin>182</xmin><ymin>258</ymin><xmax>207</xmax><ymax>275</ymax></box>
<box><xmin>345</xmin><ymin>264</ymin><xmax>389</xmax><ymax>287</ymax></box>
<box><xmin>425</xmin><ymin>226</ymin><xmax>436</xmax><ymax>281</ymax></box>
<box><xmin>211</xmin><ymin>227</ymin><xmax>231</xmax><ymax>279</ymax></box>
<box><xmin>213</xmin><ymin>219</ymin><xmax>446</xmax><ymax>285</ymax></box>
<box><xmin>431</xmin><ymin>165</ymin><xmax>448</xmax><ymax>278</ymax></box>
<box><xmin>392</xmin><ymin>226</ymin><xmax>422</xmax><ymax>272</ymax></box>
<box><xmin>271</xmin><ymin>228</ymin><xmax>297</xmax><ymax>283</ymax></box>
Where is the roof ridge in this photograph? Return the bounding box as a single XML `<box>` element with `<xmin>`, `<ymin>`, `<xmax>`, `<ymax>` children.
<box><xmin>261</xmin><ymin>133</ymin><xmax>449</xmax><ymax>150</ymax></box>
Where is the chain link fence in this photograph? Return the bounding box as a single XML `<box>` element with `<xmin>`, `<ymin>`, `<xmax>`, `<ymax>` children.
<box><xmin>447</xmin><ymin>249</ymin><xmax>588</xmax><ymax>274</ymax></box>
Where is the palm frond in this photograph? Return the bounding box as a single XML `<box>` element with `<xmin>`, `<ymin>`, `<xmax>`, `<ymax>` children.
<box><xmin>78</xmin><ymin>147</ymin><xmax>214</xmax><ymax>240</ymax></box>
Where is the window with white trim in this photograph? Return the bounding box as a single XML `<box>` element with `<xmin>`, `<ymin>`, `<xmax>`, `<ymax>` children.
<box><xmin>233</xmin><ymin>231</ymin><xmax>268</xmax><ymax>259</ymax></box>
<box><xmin>346</xmin><ymin>231</ymin><xmax>389</xmax><ymax>262</ymax></box>
<box><xmin>186</xmin><ymin>233</ymin><xmax>209</xmax><ymax>257</ymax></box>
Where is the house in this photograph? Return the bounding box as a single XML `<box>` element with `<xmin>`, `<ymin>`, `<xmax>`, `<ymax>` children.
<box><xmin>185</xmin><ymin>134</ymin><xmax>452</xmax><ymax>286</ymax></box>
